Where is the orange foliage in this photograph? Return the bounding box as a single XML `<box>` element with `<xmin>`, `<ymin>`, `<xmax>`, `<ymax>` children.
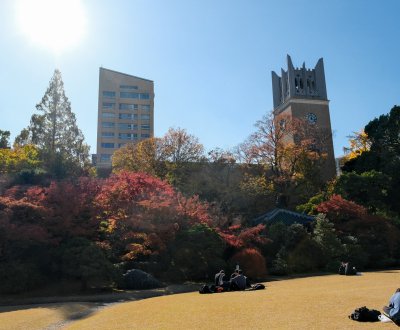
<box><xmin>231</xmin><ymin>248</ymin><xmax>267</xmax><ymax>279</ymax></box>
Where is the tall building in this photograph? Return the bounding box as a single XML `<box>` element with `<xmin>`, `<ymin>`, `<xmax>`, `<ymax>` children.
<box><xmin>271</xmin><ymin>55</ymin><xmax>336</xmax><ymax>180</ymax></box>
<box><xmin>96</xmin><ymin>68</ymin><xmax>154</xmax><ymax>169</ymax></box>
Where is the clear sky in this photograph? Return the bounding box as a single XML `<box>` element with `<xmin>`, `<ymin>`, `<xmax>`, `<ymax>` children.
<box><xmin>1</xmin><ymin>0</ymin><xmax>399</xmax><ymax>158</ymax></box>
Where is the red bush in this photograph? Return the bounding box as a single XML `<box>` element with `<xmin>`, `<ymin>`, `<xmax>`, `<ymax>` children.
<box><xmin>230</xmin><ymin>248</ymin><xmax>267</xmax><ymax>279</ymax></box>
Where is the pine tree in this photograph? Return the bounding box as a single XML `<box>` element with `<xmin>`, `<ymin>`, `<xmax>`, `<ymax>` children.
<box><xmin>16</xmin><ymin>69</ymin><xmax>90</xmax><ymax>177</ymax></box>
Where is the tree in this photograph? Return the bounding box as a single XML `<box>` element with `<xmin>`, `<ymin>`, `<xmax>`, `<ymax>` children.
<box><xmin>167</xmin><ymin>224</ymin><xmax>226</xmax><ymax>280</ymax></box>
<box><xmin>0</xmin><ymin>144</ymin><xmax>41</xmax><ymax>174</ymax></box>
<box><xmin>161</xmin><ymin>127</ymin><xmax>204</xmax><ymax>164</ymax></box>
<box><xmin>342</xmin><ymin>130</ymin><xmax>371</xmax><ymax>161</ymax></box>
<box><xmin>15</xmin><ymin>69</ymin><xmax>90</xmax><ymax>178</ymax></box>
<box><xmin>316</xmin><ymin>195</ymin><xmax>400</xmax><ymax>267</ymax></box>
<box><xmin>0</xmin><ymin>130</ymin><xmax>10</xmax><ymax>148</ymax></box>
<box><xmin>333</xmin><ymin>170</ymin><xmax>390</xmax><ymax>213</ymax></box>
<box><xmin>312</xmin><ymin>213</ymin><xmax>344</xmax><ymax>268</ymax></box>
<box><xmin>95</xmin><ymin>171</ymin><xmax>212</xmax><ymax>262</ymax></box>
<box><xmin>112</xmin><ymin>138</ymin><xmax>167</xmax><ymax>177</ymax></box>
<box><xmin>342</xmin><ymin>106</ymin><xmax>400</xmax><ymax>214</ymax></box>
<box><xmin>236</xmin><ymin>111</ymin><xmax>327</xmax><ymax>207</ymax></box>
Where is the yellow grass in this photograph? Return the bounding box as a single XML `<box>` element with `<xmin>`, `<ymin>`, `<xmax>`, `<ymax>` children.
<box><xmin>1</xmin><ymin>270</ymin><xmax>399</xmax><ymax>330</ymax></box>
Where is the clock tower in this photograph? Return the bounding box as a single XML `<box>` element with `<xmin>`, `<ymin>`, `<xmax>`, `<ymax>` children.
<box><xmin>271</xmin><ymin>55</ymin><xmax>336</xmax><ymax>181</ymax></box>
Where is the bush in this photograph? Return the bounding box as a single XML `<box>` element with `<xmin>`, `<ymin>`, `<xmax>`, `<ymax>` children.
<box><xmin>230</xmin><ymin>248</ymin><xmax>267</xmax><ymax>280</ymax></box>
<box><xmin>166</xmin><ymin>224</ymin><xmax>226</xmax><ymax>281</ymax></box>
<box><xmin>60</xmin><ymin>238</ymin><xmax>115</xmax><ymax>291</ymax></box>
<box><xmin>286</xmin><ymin>238</ymin><xmax>325</xmax><ymax>273</ymax></box>
<box><xmin>0</xmin><ymin>261</ymin><xmax>45</xmax><ymax>294</ymax></box>
<box><xmin>14</xmin><ymin>168</ymin><xmax>48</xmax><ymax>185</ymax></box>
<box><xmin>270</xmin><ymin>252</ymin><xmax>289</xmax><ymax>276</ymax></box>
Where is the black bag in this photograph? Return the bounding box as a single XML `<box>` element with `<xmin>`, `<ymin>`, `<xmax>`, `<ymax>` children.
<box><xmin>252</xmin><ymin>283</ymin><xmax>265</xmax><ymax>290</ymax></box>
<box><xmin>349</xmin><ymin>306</ymin><xmax>381</xmax><ymax>322</ymax></box>
<box><xmin>199</xmin><ymin>285</ymin><xmax>212</xmax><ymax>294</ymax></box>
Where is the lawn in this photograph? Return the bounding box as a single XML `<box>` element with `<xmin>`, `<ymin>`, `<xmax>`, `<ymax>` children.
<box><xmin>1</xmin><ymin>270</ymin><xmax>399</xmax><ymax>330</ymax></box>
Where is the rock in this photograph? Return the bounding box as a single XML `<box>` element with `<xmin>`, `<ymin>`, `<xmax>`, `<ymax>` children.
<box><xmin>122</xmin><ymin>269</ymin><xmax>162</xmax><ymax>290</ymax></box>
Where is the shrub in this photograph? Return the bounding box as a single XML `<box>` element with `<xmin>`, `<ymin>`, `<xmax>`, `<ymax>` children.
<box><xmin>230</xmin><ymin>248</ymin><xmax>267</xmax><ymax>280</ymax></box>
<box><xmin>0</xmin><ymin>261</ymin><xmax>45</xmax><ymax>294</ymax></box>
<box><xmin>166</xmin><ymin>224</ymin><xmax>226</xmax><ymax>281</ymax></box>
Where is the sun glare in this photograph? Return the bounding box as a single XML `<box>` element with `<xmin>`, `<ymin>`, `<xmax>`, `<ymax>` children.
<box><xmin>16</xmin><ymin>0</ymin><xmax>87</xmax><ymax>54</ymax></box>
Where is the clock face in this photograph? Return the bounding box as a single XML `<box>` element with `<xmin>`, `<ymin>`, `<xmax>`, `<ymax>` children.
<box><xmin>306</xmin><ymin>112</ymin><xmax>317</xmax><ymax>124</ymax></box>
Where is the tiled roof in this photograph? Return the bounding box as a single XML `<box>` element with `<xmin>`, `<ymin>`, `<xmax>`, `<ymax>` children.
<box><xmin>253</xmin><ymin>208</ymin><xmax>315</xmax><ymax>226</ymax></box>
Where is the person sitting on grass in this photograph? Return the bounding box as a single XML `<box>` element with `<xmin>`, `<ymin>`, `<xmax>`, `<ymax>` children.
<box><xmin>230</xmin><ymin>269</ymin><xmax>247</xmax><ymax>291</ymax></box>
<box><xmin>383</xmin><ymin>288</ymin><xmax>400</xmax><ymax>325</ymax></box>
<box><xmin>215</xmin><ymin>270</ymin><xmax>226</xmax><ymax>286</ymax></box>
<box><xmin>214</xmin><ymin>269</ymin><xmax>230</xmax><ymax>290</ymax></box>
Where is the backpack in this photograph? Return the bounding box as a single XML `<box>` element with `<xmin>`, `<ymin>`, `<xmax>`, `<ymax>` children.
<box><xmin>251</xmin><ymin>283</ymin><xmax>266</xmax><ymax>290</ymax></box>
<box><xmin>345</xmin><ymin>263</ymin><xmax>357</xmax><ymax>276</ymax></box>
<box><xmin>199</xmin><ymin>285</ymin><xmax>212</xmax><ymax>294</ymax></box>
<box><xmin>349</xmin><ymin>306</ymin><xmax>381</xmax><ymax>322</ymax></box>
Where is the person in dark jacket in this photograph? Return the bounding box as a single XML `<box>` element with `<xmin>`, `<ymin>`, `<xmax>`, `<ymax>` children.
<box><xmin>230</xmin><ymin>269</ymin><xmax>247</xmax><ymax>291</ymax></box>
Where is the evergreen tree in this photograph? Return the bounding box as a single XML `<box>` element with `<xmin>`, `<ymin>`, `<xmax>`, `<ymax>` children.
<box><xmin>16</xmin><ymin>69</ymin><xmax>90</xmax><ymax>177</ymax></box>
<box><xmin>0</xmin><ymin>130</ymin><xmax>10</xmax><ymax>148</ymax></box>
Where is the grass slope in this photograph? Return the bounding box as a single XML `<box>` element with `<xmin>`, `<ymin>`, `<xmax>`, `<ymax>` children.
<box><xmin>66</xmin><ymin>271</ymin><xmax>399</xmax><ymax>330</ymax></box>
<box><xmin>0</xmin><ymin>270</ymin><xmax>399</xmax><ymax>329</ymax></box>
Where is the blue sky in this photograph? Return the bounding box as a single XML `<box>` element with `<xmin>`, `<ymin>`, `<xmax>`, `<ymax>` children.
<box><xmin>1</xmin><ymin>0</ymin><xmax>399</xmax><ymax>158</ymax></box>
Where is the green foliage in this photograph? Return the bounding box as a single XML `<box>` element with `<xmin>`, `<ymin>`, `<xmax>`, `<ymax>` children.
<box><xmin>286</xmin><ymin>238</ymin><xmax>324</xmax><ymax>273</ymax></box>
<box><xmin>0</xmin><ymin>130</ymin><xmax>10</xmax><ymax>148</ymax></box>
<box><xmin>270</xmin><ymin>250</ymin><xmax>289</xmax><ymax>275</ymax></box>
<box><xmin>333</xmin><ymin>170</ymin><xmax>390</xmax><ymax>213</ymax></box>
<box><xmin>317</xmin><ymin>195</ymin><xmax>400</xmax><ymax>268</ymax></box>
<box><xmin>0</xmin><ymin>144</ymin><xmax>42</xmax><ymax>174</ymax></box>
<box><xmin>312</xmin><ymin>214</ymin><xmax>344</xmax><ymax>268</ymax></box>
<box><xmin>0</xmin><ymin>261</ymin><xmax>45</xmax><ymax>294</ymax></box>
<box><xmin>296</xmin><ymin>193</ymin><xmax>326</xmax><ymax>215</ymax></box>
<box><xmin>342</xmin><ymin>106</ymin><xmax>400</xmax><ymax>214</ymax></box>
<box><xmin>60</xmin><ymin>238</ymin><xmax>115</xmax><ymax>291</ymax></box>
<box><xmin>167</xmin><ymin>224</ymin><xmax>225</xmax><ymax>281</ymax></box>
<box><xmin>15</xmin><ymin>69</ymin><xmax>90</xmax><ymax>178</ymax></box>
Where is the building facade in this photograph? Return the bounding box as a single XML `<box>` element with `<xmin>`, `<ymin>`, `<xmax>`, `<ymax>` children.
<box><xmin>271</xmin><ymin>55</ymin><xmax>336</xmax><ymax>181</ymax></box>
<box><xmin>96</xmin><ymin>68</ymin><xmax>154</xmax><ymax>168</ymax></box>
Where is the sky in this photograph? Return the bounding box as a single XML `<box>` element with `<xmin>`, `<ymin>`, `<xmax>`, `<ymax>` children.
<box><xmin>0</xmin><ymin>0</ymin><xmax>399</xmax><ymax>158</ymax></box>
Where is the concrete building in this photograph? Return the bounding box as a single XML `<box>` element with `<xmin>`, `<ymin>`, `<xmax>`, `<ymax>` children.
<box><xmin>96</xmin><ymin>68</ymin><xmax>154</xmax><ymax>169</ymax></box>
<box><xmin>271</xmin><ymin>55</ymin><xmax>336</xmax><ymax>181</ymax></box>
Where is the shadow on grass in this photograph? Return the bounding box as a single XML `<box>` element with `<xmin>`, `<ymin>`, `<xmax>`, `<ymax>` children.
<box><xmin>0</xmin><ymin>283</ymin><xmax>200</xmax><ymax>314</ymax></box>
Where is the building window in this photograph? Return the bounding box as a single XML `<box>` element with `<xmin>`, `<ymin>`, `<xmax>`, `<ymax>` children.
<box><xmin>141</xmin><ymin>133</ymin><xmax>150</xmax><ymax>138</ymax></box>
<box><xmin>119</xmin><ymin>133</ymin><xmax>138</xmax><ymax>140</ymax></box>
<box><xmin>141</xmin><ymin>124</ymin><xmax>150</xmax><ymax>130</ymax></box>
<box><xmin>101</xmin><ymin>132</ymin><xmax>115</xmax><ymax>138</ymax></box>
<box><xmin>119</xmin><ymin>113</ymin><xmax>137</xmax><ymax>120</ymax></box>
<box><xmin>120</xmin><ymin>92</ymin><xmax>139</xmax><ymax>99</ymax></box>
<box><xmin>118</xmin><ymin>123</ymin><xmax>137</xmax><ymax>130</ymax></box>
<box><xmin>103</xmin><ymin>91</ymin><xmax>115</xmax><ymax>98</ymax></box>
<box><xmin>102</xmin><ymin>122</ymin><xmax>115</xmax><ymax>128</ymax></box>
<box><xmin>102</xmin><ymin>112</ymin><xmax>116</xmax><ymax>118</ymax></box>
<box><xmin>101</xmin><ymin>143</ymin><xmax>114</xmax><ymax>148</ymax></box>
<box><xmin>140</xmin><ymin>114</ymin><xmax>150</xmax><ymax>120</ymax></box>
<box><xmin>119</xmin><ymin>103</ymin><xmax>138</xmax><ymax>110</ymax></box>
<box><xmin>139</xmin><ymin>93</ymin><xmax>150</xmax><ymax>99</ymax></box>
<box><xmin>120</xmin><ymin>85</ymin><xmax>138</xmax><ymax>90</ymax></box>
<box><xmin>100</xmin><ymin>154</ymin><xmax>111</xmax><ymax>162</ymax></box>
<box><xmin>102</xmin><ymin>102</ymin><xmax>115</xmax><ymax>109</ymax></box>
<box><xmin>141</xmin><ymin>105</ymin><xmax>151</xmax><ymax>111</ymax></box>
<box><xmin>118</xmin><ymin>143</ymin><xmax>127</xmax><ymax>148</ymax></box>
